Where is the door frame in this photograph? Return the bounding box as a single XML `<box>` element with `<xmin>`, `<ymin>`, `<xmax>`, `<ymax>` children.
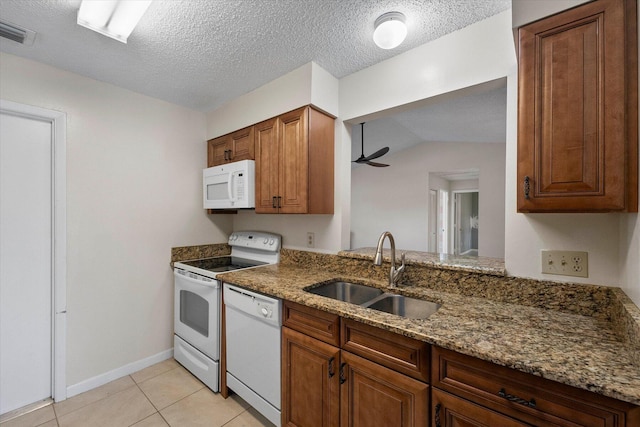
<box><xmin>452</xmin><ymin>189</ymin><xmax>479</xmax><ymax>256</ymax></box>
<box><xmin>0</xmin><ymin>99</ymin><xmax>67</xmax><ymax>402</ymax></box>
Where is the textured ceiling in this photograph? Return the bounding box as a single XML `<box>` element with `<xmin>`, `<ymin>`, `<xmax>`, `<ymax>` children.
<box><xmin>0</xmin><ymin>0</ymin><xmax>510</xmax><ymax>112</ymax></box>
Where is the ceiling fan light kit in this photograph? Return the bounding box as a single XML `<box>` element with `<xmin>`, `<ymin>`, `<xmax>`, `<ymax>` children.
<box><xmin>353</xmin><ymin>122</ymin><xmax>390</xmax><ymax>167</ymax></box>
<box><xmin>373</xmin><ymin>11</ymin><xmax>407</xmax><ymax>49</ymax></box>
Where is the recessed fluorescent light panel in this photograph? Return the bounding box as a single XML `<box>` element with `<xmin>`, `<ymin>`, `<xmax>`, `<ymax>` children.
<box><xmin>77</xmin><ymin>0</ymin><xmax>152</xmax><ymax>43</ymax></box>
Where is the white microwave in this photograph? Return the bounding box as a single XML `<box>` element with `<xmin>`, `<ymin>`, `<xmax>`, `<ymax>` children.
<box><xmin>203</xmin><ymin>160</ymin><xmax>255</xmax><ymax>209</ymax></box>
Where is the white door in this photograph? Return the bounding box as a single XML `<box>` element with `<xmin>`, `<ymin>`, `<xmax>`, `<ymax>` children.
<box><xmin>428</xmin><ymin>189</ymin><xmax>437</xmax><ymax>251</ymax></box>
<box><xmin>0</xmin><ymin>111</ymin><xmax>53</xmax><ymax>414</ymax></box>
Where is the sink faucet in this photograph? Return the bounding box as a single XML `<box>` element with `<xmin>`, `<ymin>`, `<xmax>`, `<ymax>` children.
<box><xmin>374</xmin><ymin>231</ymin><xmax>406</xmax><ymax>287</ymax></box>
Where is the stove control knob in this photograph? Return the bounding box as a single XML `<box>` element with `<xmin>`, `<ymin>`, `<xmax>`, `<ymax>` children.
<box><xmin>263</xmin><ymin>238</ymin><xmax>268</xmax><ymax>244</ymax></box>
<box><xmin>269</xmin><ymin>239</ymin><xmax>275</xmax><ymax>245</ymax></box>
<box><xmin>260</xmin><ymin>307</ymin><xmax>269</xmax><ymax>317</ymax></box>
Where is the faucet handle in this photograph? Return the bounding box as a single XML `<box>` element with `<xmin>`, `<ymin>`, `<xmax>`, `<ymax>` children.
<box><xmin>400</xmin><ymin>252</ymin><xmax>405</xmax><ymax>267</ymax></box>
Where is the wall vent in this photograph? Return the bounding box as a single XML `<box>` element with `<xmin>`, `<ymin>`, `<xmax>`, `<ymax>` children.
<box><xmin>0</xmin><ymin>20</ymin><xmax>36</xmax><ymax>45</ymax></box>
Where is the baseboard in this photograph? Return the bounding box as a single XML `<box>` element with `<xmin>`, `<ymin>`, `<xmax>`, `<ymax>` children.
<box><xmin>66</xmin><ymin>348</ymin><xmax>173</xmax><ymax>398</ymax></box>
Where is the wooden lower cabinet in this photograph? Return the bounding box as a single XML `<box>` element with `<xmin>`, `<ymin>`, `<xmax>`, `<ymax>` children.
<box><xmin>282</xmin><ymin>301</ymin><xmax>430</xmax><ymax>426</ymax></box>
<box><xmin>432</xmin><ymin>346</ymin><xmax>639</xmax><ymax>427</ymax></box>
<box><xmin>282</xmin><ymin>327</ymin><xmax>340</xmax><ymax>427</ymax></box>
<box><xmin>340</xmin><ymin>351</ymin><xmax>428</xmax><ymax>427</ymax></box>
<box><xmin>432</xmin><ymin>389</ymin><xmax>530</xmax><ymax>427</ymax></box>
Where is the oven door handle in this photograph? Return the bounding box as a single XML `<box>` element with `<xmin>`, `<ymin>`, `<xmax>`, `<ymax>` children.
<box><xmin>175</xmin><ymin>271</ymin><xmax>220</xmax><ymax>288</ymax></box>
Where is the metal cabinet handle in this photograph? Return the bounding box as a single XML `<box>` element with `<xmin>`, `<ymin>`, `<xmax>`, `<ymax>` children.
<box><xmin>339</xmin><ymin>362</ymin><xmax>347</xmax><ymax>384</ymax></box>
<box><xmin>223</xmin><ymin>150</ymin><xmax>228</xmax><ymax>161</ymax></box>
<box><xmin>524</xmin><ymin>176</ymin><xmax>531</xmax><ymax>199</ymax></box>
<box><xmin>498</xmin><ymin>388</ymin><xmax>536</xmax><ymax>408</ymax></box>
<box><xmin>328</xmin><ymin>357</ymin><xmax>335</xmax><ymax>378</ymax></box>
<box><xmin>277</xmin><ymin>196</ymin><xmax>282</xmax><ymax>209</ymax></box>
<box><xmin>227</xmin><ymin>149</ymin><xmax>233</xmax><ymax>160</ymax></box>
<box><xmin>434</xmin><ymin>403</ymin><xmax>441</xmax><ymax>427</ymax></box>
<box><xmin>272</xmin><ymin>196</ymin><xmax>277</xmax><ymax>208</ymax></box>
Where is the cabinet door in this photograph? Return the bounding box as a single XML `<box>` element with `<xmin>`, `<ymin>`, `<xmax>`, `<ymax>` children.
<box><xmin>207</xmin><ymin>135</ymin><xmax>231</xmax><ymax>167</ymax></box>
<box><xmin>279</xmin><ymin>107</ymin><xmax>309</xmax><ymax>213</ymax></box>
<box><xmin>229</xmin><ymin>126</ymin><xmax>254</xmax><ymax>162</ymax></box>
<box><xmin>282</xmin><ymin>327</ymin><xmax>340</xmax><ymax>427</ymax></box>
<box><xmin>340</xmin><ymin>351</ymin><xmax>428</xmax><ymax>427</ymax></box>
<box><xmin>432</xmin><ymin>389</ymin><xmax>532</xmax><ymax>427</ymax></box>
<box><xmin>517</xmin><ymin>0</ymin><xmax>638</xmax><ymax>212</ymax></box>
<box><xmin>255</xmin><ymin>118</ymin><xmax>280</xmax><ymax>213</ymax></box>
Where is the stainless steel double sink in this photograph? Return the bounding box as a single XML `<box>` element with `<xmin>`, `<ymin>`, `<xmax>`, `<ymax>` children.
<box><xmin>305</xmin><ymin>281</ymin><xmax>441</xmax><ymax>319</ymax></box>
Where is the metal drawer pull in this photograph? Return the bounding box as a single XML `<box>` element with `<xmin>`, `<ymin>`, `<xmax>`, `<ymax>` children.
<box><xmin>524</xmin><ymin>176</ymin><xmax>531</xmax><ymax>199</ymax></box>
<box><xmin>328</xmin><ymin>357</ymin><xmax>335</xmax><ymax>378</ymax></box>
<box><xmin>339</xmin><ymin>362</ymin><xmax>347</xmax><ymax>384</ymax></box>
<box><xmin>498</xmin><ymin>388</ymin><xmax>536</xmax><ymax>408</ymax></box>
<box><xmin>272</xmin><ymin>196</ymin><xmax>277</xmax><ymax>208</ymax></box>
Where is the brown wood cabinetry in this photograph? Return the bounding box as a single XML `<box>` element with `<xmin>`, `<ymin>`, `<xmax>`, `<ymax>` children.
<box><xmin>255</xmin><ymin>106</ymin><xmax>334</xmax><ymax>214</ymax></box>
<box><xmin>341</xmin><ymin>318</ymin><xmax>430</xmax><ymax>382</ymax></box>
<box><xmin>282</xmin><ymin>301</ymin><xmax>429</xmax><ymax>427</ymax></box>
<box><xmin>282</xmin><ymin>327</ymin><xmax>340</xmax><ymax>427</ymax></box>
<box><xmin>340</xmin><ymin>351</ymin><xmax>428</xmax><ymax>427</ymax></box>
<box><xmin>207</xmin><ymin>125</ymin><xmax>255</xmax><ymax>166</ymax></box>
<box><xmin>432</xmin><ymin>346</ymin><xmax>640</xmax><ymax>426</ymax></box>
<box><xmin>517</xmin><ymin>0</ymin><xmax>638</xmax><ymax>212</ymax></box>
<box><xmin>432</xmin><ymin>388</ymin><xmax>530</xmax><ymax>427</ymax></box>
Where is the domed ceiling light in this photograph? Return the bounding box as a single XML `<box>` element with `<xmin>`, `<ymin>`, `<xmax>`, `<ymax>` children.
<box><xmin>373</xmin><ymin>12</ymin><xmax>407</xmax><ymax>49</ymax></box>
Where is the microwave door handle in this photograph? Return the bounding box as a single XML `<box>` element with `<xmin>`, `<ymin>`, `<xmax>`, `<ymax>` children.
<box><xmin>228</xmin><ymin>173</ymin><xmax>234</xmax><ymax>201</ymax></box>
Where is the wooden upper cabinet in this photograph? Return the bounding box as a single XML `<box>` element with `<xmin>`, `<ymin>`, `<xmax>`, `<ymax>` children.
<box><xmin>207</xmin><ymin>125</ymin><xmax>255</xmax><ymax>167</ymax></box>
<box><xmin>517</xmin><ymin>0</ymin><xmax>638</xmax><ymax>212</ymax></box>
<box><xmin>255</xmin><ymin>106</ymin><xmax>335</xmax><ymax>214</ymax></box>
<box><xmin>255</xmin><ymin>118</ymin><xmax>280</xmax><ymax>213</ymax></box>
<box><xmin>279</xmin><ymin>108</ymin><xmax>310</xmax><ymax>213</ymax></box>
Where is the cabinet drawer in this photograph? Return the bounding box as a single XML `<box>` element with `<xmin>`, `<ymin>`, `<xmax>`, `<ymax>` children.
<box><xmin>432</xmin><ymin>347</ymin><xmax>638</xmax><ymax>427</ymax></box>
<box><xmin>283</xmin><ymin>300</ymin><xmax>340</xmax><ymax>346</ymax></box>
<box><xmin>432</xmin><ymin>388</ymin><xmax>530</xmax><ymax>427</ymax></box>
<box><xmin>341</xmin><ymin>318</ymin><xmax>429</xmax><ymax>382</ymax></box>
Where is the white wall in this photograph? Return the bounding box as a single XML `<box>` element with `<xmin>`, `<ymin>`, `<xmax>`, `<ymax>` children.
<box><xmin>206</xmin><ymin>62</ymin><xmax>344</xmax><ymax>252</ymax></box>
<box><xmin>0</xmin><ymin>52</ymin><xmax>232</xmax><ymax>387</ymax></box>
<box><xmin>351</xmin><ymin>142</ymin><xmax>505</xmax><ymax>258</ymax></box>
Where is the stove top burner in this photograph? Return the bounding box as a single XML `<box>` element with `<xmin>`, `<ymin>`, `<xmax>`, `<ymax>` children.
<box><xmin>180</xmin><ymin>256</ymin><xmax>267</xmax><ymax>273</ymax></box>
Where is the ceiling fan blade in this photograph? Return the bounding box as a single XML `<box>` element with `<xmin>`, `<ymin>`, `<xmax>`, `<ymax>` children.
<box><xmin>365</xmin><ymin>161</ymin><xmax>389</xmax><ymax>167</ymax></box>
<box><xmin>362</xmin><ymin>146</ymin><xmax>389</xmax><ymax>161</ymax></box>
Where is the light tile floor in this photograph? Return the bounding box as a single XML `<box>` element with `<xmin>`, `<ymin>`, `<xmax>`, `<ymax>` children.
<box><xmin>1</xmin><ymin>359</ymin><xmax>275</xmax><ymax>427</ymax></box>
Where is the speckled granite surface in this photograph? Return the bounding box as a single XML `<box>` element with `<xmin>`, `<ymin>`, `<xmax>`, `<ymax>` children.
<box><xmin>170</xmin><ymin>243</ymin><xmax>230</xmax><ymax>266</ymax></box>
<box><xmin>214</xmin><ymin>250</ymin><xmax>640</xmax><ymax>406</ymax></box>
<box><xmin>340</xmin><ymin>247</ymin><xmax>506</xmax><ymax>276</ymax></box>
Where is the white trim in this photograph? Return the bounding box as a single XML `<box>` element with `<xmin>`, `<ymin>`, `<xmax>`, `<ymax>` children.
<box><xmin>0</xmin><ymin>99</ymin><xmax>67</xmax><ymax>402</ymax></box>
<box><xmin>66</xmin><ymin>349</ymin><xmax>174</xmax><ymax>398</ymax></box>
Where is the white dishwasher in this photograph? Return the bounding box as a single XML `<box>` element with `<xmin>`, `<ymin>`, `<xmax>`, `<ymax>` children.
<box><xmin>224</xmin><ymin>284</ymin><xmax>282</xmax><ymax>427</ymax></box>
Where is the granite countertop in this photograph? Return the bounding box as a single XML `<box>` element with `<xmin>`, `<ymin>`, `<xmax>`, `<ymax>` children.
<box><xmin>339</xmin><ymin>247</ymin><xmax>507</xmax><ymax>276</ymax></box>
<box><xmin>217</xmin><ymin>263</ymin><xmax>640</xmax><ymax>406</ymax></box>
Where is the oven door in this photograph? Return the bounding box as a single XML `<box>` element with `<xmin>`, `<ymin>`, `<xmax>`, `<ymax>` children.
<box><xmin>174</xmin><ymin>269</ymin><xmax>220</xmax><ymax>360</ymax></box>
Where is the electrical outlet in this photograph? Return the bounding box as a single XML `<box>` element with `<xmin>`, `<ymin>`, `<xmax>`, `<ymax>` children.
<box><xmin>541</xmin><ymin>250</ymin><xmax>588</xmax><ymax>278</ymax></box>
<box><xmin>307</xmin><ymin>232</ymin><xmax>315</xmax><ymax>248</ymax></box>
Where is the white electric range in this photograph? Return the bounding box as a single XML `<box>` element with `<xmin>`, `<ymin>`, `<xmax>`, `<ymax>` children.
<box><xmin>172</xmin><ymin>231</ymin><xmax>281</xmax><ymax>392</ymax></box>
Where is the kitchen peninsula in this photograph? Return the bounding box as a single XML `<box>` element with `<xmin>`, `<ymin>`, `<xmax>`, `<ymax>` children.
<box><xmin>209</xmin><ymin>247</ymin><xmax>640</xmax><ymax>426</ymax></box>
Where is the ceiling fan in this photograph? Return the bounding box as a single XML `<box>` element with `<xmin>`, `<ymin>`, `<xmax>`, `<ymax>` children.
<box><xmin>352</xmin><ymin>122</ymin><xmax>389</xmax><ymax>167</ymax></box>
